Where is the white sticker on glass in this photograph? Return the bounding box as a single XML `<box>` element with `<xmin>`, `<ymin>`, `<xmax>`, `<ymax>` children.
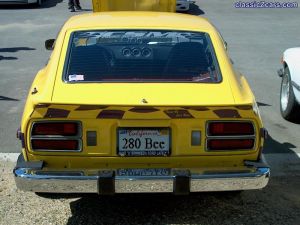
<box><xmin>69</xmin><ymin>74</ymin><xmax>84</xmax><ymax>81</ymax></box>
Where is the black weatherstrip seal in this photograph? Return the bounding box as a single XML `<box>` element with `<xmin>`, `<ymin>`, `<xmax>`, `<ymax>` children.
<box><xmin>14</xmin><ymin>153</ymin><xmax>43</xmax><ymax>170</ymax></box>
<box><xmin>98</xmin><ymin>170</ymin><xmax>115</xmax><ymax>195</ymax></box>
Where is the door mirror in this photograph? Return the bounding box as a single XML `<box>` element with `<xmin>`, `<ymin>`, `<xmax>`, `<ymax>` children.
<box><xmin>45</xmin><ymin>39</ymin><xmax>55</xmax><ymax>50</ymax></box>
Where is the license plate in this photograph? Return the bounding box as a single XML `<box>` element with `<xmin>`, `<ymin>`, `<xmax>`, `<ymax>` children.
<box><xmin>118</xmin><ymin>128</ymin><xmax>170</xmax><ymax>156</ymax></box>
<box><xmin>117</xmin><ymin>168</ymin><xmax>171</xmax><ymax>176</ymax></box>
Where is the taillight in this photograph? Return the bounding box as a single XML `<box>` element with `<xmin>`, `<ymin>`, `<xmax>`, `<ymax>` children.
<box><xmin>206</xmin><ymin>121</ymin><xmax>255</xmax><ymax>151</ymax></box>
<box><xmin>207</xmin><ymin>139</ymin><xmax>254</xmax><ymax>150</ymax></box>
<box><xmin>31</xmin><ymin>140</ymin><xmax>79</xmax><ymax>150</ymax></box>
<box><xmin>32</xmin><ymin>122</ymin><xmax>78</xmax><ymax>136</ymax></box>
<box><xmin>208</xmin><ymin>122</ymin><xmax>254</xmax><ymax>136</ymax></box>
<box><xmin>30</xmin><ymin>121</ymin><xmax>81</xmax><ymax>151</ymax></box>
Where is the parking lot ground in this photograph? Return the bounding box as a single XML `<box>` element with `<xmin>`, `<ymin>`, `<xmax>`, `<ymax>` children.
<box><xmin>1</xmin><ymin>158</ymin><xmax>300</xmax><ymax>225</ymax></box>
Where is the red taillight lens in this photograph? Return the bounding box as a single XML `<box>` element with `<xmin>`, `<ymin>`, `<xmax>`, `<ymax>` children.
<box><xmin>30</xmin><ymin>121</ymin><xmax>81</xmax><ymax>151</ymax></box>
<box><xmin>32</xmin><ymin>122</ymin><xmax>78</xmax><ymax>136</ymax></box>
<box><xmin>31</xmin><ymin>140</ymin><xmax>79</xmax><ymax>150</ymax></box>
<box><xmin>208</xmin><ymin>122</ymin><xmax>254</xmax><ymax>136</ymax></box>
<box><xmin>207</xmin><ymin>139</ymin><xmax>254</xmax><ymax>150</ymax></box>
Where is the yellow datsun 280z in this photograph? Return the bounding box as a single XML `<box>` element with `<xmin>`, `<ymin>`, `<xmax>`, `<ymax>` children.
<box><xmin>14</xmin><ymin>12</ymin><xmax>270</xmax><ymax>195</ymax></box>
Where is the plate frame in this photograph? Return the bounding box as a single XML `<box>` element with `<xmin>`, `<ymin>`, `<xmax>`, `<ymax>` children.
<box><xmin>117</xmin><ymin>127</ymin><xmax>172</xmax><ymax>157</ymax></box>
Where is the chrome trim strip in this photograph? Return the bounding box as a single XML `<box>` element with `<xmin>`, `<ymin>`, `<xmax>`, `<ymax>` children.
<box><xmin>14</xmin><ymin>167</ymin><xmax>270</xmax><ymax>193</ymax></box>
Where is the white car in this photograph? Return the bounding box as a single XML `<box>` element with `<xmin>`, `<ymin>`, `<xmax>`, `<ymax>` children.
<box><xmin>176</xmin><ymin>0</ymin><xmax>195</xmax><ymax>11</ymax></box>
<box><xmin>278</xmin><ymin>47</ymin><xmax>300</xmax><ymax>122</ymax></box>
<box><xmin>0</xmin><ymin>0</ymin><xmax>42</xmax><ymax>5</ymax></box>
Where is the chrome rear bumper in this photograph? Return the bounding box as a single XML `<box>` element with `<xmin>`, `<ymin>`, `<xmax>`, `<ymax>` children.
<box><xmin>14</xmin><ymin>155</ymin><xmax>270</xmax><ymax>194</ymax></box>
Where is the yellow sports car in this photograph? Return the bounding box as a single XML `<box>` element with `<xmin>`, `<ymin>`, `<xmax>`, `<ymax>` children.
<box><xmin>14</xmin><ymin>12</ymin><xmax>270</xmax><ymax>195</ymax></box>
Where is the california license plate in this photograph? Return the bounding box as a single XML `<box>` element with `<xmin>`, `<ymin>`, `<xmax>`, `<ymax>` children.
<box><xmin>118</xmin><ymin>128</ymin><xmax>170</xmax><ymax>156</ymax></box>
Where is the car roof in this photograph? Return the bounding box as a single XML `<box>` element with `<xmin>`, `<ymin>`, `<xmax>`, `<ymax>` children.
<box><xmin>63</xmin><ymin>12</ymin><xmax>215</xmax><ymax>32</ymax></box>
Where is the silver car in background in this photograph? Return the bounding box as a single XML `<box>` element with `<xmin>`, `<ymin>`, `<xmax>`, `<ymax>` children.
<box><xmin>0</xmin><ymin>0</ymin><xmax>42</xmax><ymax>5</ymax></box>
<box><xmin>278</xmin><ymin>47</ymin><xmax>300</xmax><ymax>122</ymax></box>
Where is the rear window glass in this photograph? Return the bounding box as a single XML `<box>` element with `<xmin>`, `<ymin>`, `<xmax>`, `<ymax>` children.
<box><xmin>64</xmin><ymin>30</ymin><xmax>222</xmax><ymax>83</ymax></box>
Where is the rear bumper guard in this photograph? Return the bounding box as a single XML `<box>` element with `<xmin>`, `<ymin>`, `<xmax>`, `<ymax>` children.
<box><xmin>14</xmin><ymin>155</ymin><xmax>270</xmax><ymax>194</ymax></box>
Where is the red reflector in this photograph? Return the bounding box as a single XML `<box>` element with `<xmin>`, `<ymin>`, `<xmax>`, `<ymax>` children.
<box><xmin>32</xmin><ymin>122</ymin><xmax>78</xmax><ymax>136</ymax></box>
<box><xmin>31</xmin><ymin>140</ymin><xmax>79</xmax><ymax>150</ymax></box>
<box><xmin>208</xmin><ymin>139</ymin><xmax>254</xmax><ymax>150</ymax></box>
<box><xmin>208</xmin><ymin>122</ymin><xmax>254</xmax><ymax>136</ymax></box>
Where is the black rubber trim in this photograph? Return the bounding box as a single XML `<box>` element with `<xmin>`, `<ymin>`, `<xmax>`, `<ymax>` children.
<box><xmin>173</xmin><ymin>170</ymin><xmax>190</xmax><ymax>195</ymax></box>
<box><xmin>244</xmin><ymin>154</ymin><xmax>270</xmax><ymax>168</ymax></box>
<box><xmin>14</xmin><ymin>153</ymin><xmax>43</xmax><ymax>170</ymax></box>
<box><xmin>16</xmin><ymin>128</ymin><xmax>25</xmax><ymax>148</ymax></box>
<box><xmin>98</xmin><ymin>170</ymin><xmax>115</xmax><ymax>195</ymax></box>
<box><xmin>260</xmin><ymin>128</ymin><xmax>268</xmax><ymax>139</ymax></box>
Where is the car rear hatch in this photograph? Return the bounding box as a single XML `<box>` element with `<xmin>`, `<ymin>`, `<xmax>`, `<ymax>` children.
<box><xmin>51</xmin><ymin>83</ymin><xmax>235</xmax><ymax>106</ymax></box>
<box><xmin>27</xmin><ymin>81</ymin><xmax>262</xmax><ymax>158</ymax></box>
